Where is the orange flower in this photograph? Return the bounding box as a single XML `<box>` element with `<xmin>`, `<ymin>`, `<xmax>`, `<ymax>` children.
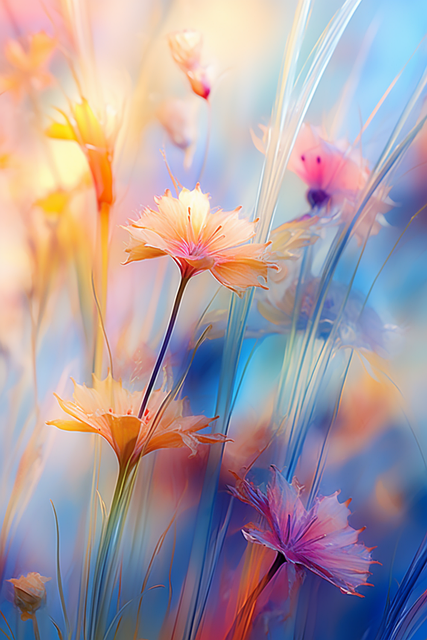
<box><xmin>7</xmin><ymin>573</ymin><xmax>50</xmax><ymax>621</ymax></box>
<box><xmin>47</xmin><ymin>373</ymin><xmax>223</xmax><ymax>469</ymax></box>
<box><xmin>168</xmin><ymin>29</ymin><xmax>212</xmax><ymax>100</ymax></box>
<box><xmin>46</xmin><ymin>99</ymin><xmax>115</xmax><ymax>210</ymax></box>
<box><xmin>124</xmin><ymin>184</ymin><xmax>276</xmax><ymax>293</ymax></box>
<box><xmin>0</xmin><ymin>32</ymin><xmax>56</xmax><ymax>100</ymax></box>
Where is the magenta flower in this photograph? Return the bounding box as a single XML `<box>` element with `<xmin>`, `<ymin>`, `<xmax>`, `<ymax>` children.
<box><xmin>230</xmin><ymin>466</ymin><xmax>375</xmax><ymax>595</ymax></box>
<box><xmin>288</xmin><ymin>123</ymin><xmax>369</xmax><ymax>210</ymax></box>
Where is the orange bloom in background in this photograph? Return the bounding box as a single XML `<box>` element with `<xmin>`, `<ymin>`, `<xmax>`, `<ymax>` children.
<box><xmin>0</xmin><ymin>32</ymin><xmax>56</xmax><ymax>100</ymax></box>
<box><xmin>168</xmin><ymin>29</ymin><xmax>212</xmax><ymax>100</ymax></box>
<box><xmin>47</xmin><ymin>373</ymin><xmax>224</xmax><ymax>470</ymax></box>
<box><xmin>7</xmin><ymin>573</ymin><xmax>50</xmax><ymax>621</ymax></box>
<box><xmin>124</xmin><ymin>184</ymin><xmax>277</xmax><ymax>293</ymax></box>
<box><xmin>46</xmin><ymin>99</ymin><xmax>116</xmax><ymax>210</ymax></box>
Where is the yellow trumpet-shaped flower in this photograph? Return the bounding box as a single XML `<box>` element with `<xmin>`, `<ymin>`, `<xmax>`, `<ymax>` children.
<box><xmin>47</xmin><ymin>373</ymin><xmax>224</xmax><ymax>470</ymax></box>
<box><xmin>46</xmin><ymin>99</ymin><xmax>115</xmax><ymax>210</ymax></box>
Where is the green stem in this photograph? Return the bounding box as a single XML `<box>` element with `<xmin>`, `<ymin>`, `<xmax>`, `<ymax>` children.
<box><xmin>88</xmin><ymin>466</ymin><xmax>137</xmax><ymax>640</ymax></box>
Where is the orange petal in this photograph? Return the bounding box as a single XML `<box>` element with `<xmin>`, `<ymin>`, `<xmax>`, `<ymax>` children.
<box><xmin>46</xmin><ymin>418</ymin><xmax>98</xmax><ymax>434</ymax></box>
<box><xmin>104</xmin><ymin>414</ymin><xmax>142</xmax><ymax>465</ymax></box>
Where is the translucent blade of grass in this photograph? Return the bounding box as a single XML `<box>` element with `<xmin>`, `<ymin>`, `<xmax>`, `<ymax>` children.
<box><xmin>51</xmin><ymin>501</ymin><xmax>71</xmax><ymax>640</ymax></box>
<box><xmin>375</xmin><ymin>535</ymin><xmax>427</xmax><ymax>640</ymax></box>
<box><xmin>280</xmin><ymin>115</ymin><xmax>427</xmax><ymax>478</ymax></box>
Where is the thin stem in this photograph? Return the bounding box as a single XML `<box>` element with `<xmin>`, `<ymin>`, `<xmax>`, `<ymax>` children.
<box><xmin>93</xmin><ymin>202</ymin><xmax>110</xmax><ymax>378</ymax></box>
<box><xmin>137</xmin><ymin>275</ymin><xmax>189</xmax><ymax>420</ymax></box>
<box><xmin>224</xmin><ymin>553</ymin><xmax>286</xmax><ymax>640</ymax></box>
<box><xmin>89</xmin><ymin>466</ymin><xmax>137</xmax><ymax>640</ymax></box>
<box><xmin>195</xmin><ymin>101</ymin><xmax>211</xmax><ymax>186</ymax></box>
<box><xmin>31</xmin><ymin>615</ymin><xmax>41</xmax><ymax>640</ymax></box>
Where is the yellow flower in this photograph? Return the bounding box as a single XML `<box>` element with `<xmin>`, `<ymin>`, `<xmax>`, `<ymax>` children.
<box><xmin>0</xmin><ymin>32</ymin><xmax>56</xmax><ymax>100</ymax></box>
<box><xmin>47</xmin><ymin>373</ymin><xmax>224</xmax><ymax>470</ymax></box>
<box><xmin>46</xmin><ymin>99</ymin><xmax>115</xmax><ymax>210</ymax></box>
<box><xmin>7</xmin><ymin>573</ymin><xmax>50</xmax><ymax>621</ymax></box>
<box><xmin>124</xmin><ymin>184</ymin><xmax>277</xmax><ymax>293</ymax></box>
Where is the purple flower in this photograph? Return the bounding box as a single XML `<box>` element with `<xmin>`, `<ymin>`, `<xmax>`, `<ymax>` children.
<box><xmin>230</xmin><ymin>466</ymin><xmax>375</xmax><ymax>596</ymax></box>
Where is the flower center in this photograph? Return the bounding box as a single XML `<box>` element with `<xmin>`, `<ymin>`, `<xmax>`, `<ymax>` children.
<box><xmin>307</xmin><ymin>188</ymin><xmax>330</xmax><ymax>209</ymax></box>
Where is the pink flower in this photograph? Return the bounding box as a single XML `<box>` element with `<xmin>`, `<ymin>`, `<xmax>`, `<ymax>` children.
<box><xmin>168</xmin><ymin>30</ymin><xmax>212</xmax><ymax>100</ymax></box>
<box><xmin>288</xmin><ymin>124</ymin><xmax>369</xmax><ymax>210</ymax></box>
<box><xmin>287</xmin><ymin>124</ymin><xmax>393</xmax><ymax>244</ymax></box>
<box><xmin>124</xmin><ymin>184</ymin><xmax>277</xmax><ymax>294</ymax></box>
<box><xmin>230</xmin><ymin>466</ymin><xmax>375</xmax><ymax>595</ymax></box>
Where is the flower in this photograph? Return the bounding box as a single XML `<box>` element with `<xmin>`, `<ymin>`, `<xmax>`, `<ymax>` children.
<box><xmin>46</xmin><ymin>99</ymin><xmax>116</xmax><ymax>210</ymax></box>
<box><xmin>258</xmin><ymin>276</ymin><xmax>391</xmax><ymax>355</ymax></box>
<box><xmin>288</xmin><ymin>124</ymin><xmax>395</xmax><ymax>244</ymax></box>
<box><xmin>7</xmin><ymin>572</ymin><xmax>50</xmax><ymax>621</ymax></box>
<box><xmin>47</xmin><ymin>372</ymin><xmax>224</xmax><ymax>469</ymax></box>
<box><xmin>288</xmin><ymin>124</ymin><xmax>369</xmax><ymax>210</ymax></box>
<box><xmin>253</xmin><ymin>123</ymin><xmax>390</xmax><ymax>244</ymax></box>
<box><xmin>269</xmin><ymin>217</ymin><xmax>319</xmax><ymax>261</ymax></box>
<box><xmin>0</xmin><ymin>32</ymin><xmax>56</xmax><ymax>100</ymax></box>
<box><xmin>229</xmin><ymin>466</ymin><xmax>374</xmax><ymax>595</ymax></box>
<box><xmin>168</xmin><ymin>29</ymin><xmax>212</xmax><ymax>99</ymax></box>
<box><xmin>124</xmin><ymin>184</ymin><xmax>277</xmax><ymax>293</ymax></box>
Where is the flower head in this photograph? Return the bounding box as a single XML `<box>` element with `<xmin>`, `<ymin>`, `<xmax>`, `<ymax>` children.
<box><xmin>47</xmin><ymin>372</ymin><xmax>223</xmax><ymax>469</ymax></box>
<box><xmin>168</xmin><ymin>29</ymin><xmax>212</xmax><ymax>99</ymax></box>
<box><xmin>289</xmin><ymin>124</ymin><xmax>396</xmax><ymax>244</ymax></box>
<box><xmin>289</xmin><ymin>124</ymin><xmax>369</xmax><ymax>210</ymax></box>
<box><xmin>7</xmin><ymin>573</ymin><xmax>50</xmax><ymax>621</ymax></box>
<box><xmin>124</xmin><ymin>184</ymin><xmax>277</xmax><ymax>293</ymax></box>
<box><xmin>230</xmin><ymin>467</ymin><xmax>374</xmax><ymax>595</ymax></box>
<box><xmin>46</xmin><ymin>99</ymin><xmax>116</xmax><ymax>210</ymax></box>
<box><xmin>258</xmin><ymin>276</ymin><xmax>390</xmax><ymax>355</ymax></box>
<box><xmin>0</xmin><ymin>32</ymin><xmax>56</xmax><ymax>100</ymax></box>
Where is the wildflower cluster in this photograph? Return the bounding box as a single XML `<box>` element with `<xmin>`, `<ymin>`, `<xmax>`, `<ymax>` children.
<box><xmin>0</xmin><ymin>3</ymin><xmax>426</xmax><ymax>640</ymax></box>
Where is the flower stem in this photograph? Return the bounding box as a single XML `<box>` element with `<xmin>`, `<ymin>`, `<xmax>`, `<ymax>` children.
<box><xmin>224</xmin><ymin>553</ymin><xmax>286</xmax><ymax>640</ymax></box>
<box><xmin>88</xmin><ymin>466</ymin><xmax>137</xmax><ymax>640</ymax></box>
<box><xmin>195</xmin><ymin>101</ymin><xmax>211</xmax><ymax>186</ymax></box>
<box><xmin>138</xmin><ymin>275</ymin><xmax>189</xmax><ymax>419</ymax></box>
<box><xmin>31</xmin><ymin>614</ymin><xmax>41</xmax><ymax>640</ymax></box>
<box><xmin>93</xmin><ymin>202</ymin><xmax>110</xmax><ymax>378</ymax></box>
